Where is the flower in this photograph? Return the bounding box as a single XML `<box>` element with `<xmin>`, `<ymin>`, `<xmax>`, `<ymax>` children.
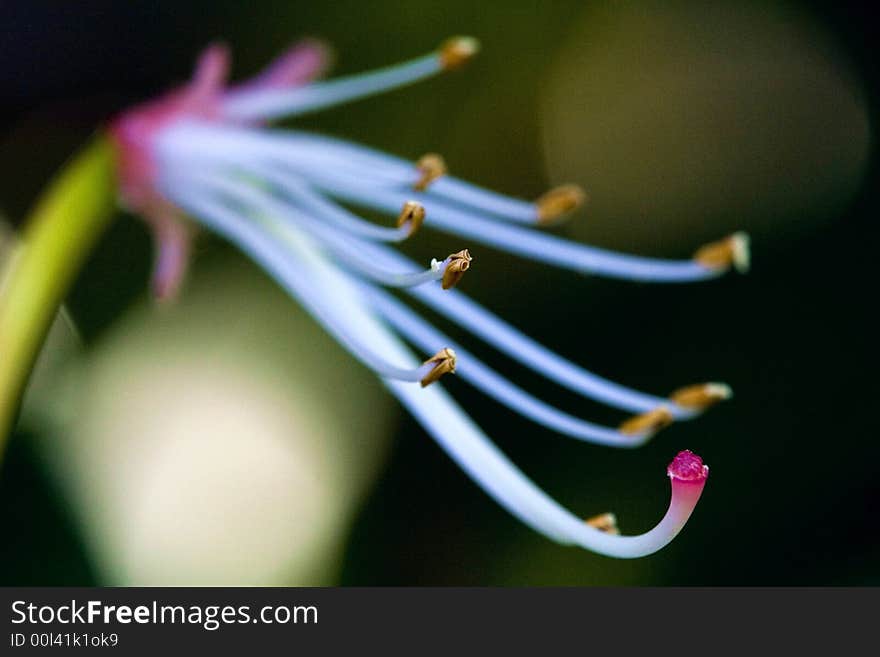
<box><xmin>109</xmin><ymin>36</ymin><xmax>745</xmax><ymax>558</ymax></box>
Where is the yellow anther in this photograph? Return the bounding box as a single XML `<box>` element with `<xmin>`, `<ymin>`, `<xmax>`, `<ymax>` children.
<box><xmin>439</xmin><ymin>36</ymin><xmax>481</xmax><ymax>70</ymax></box>
<box><xmin>619</xmin><ymin>406</ymin><xmax>674</xmax><ymax>436</ymax></box>
<box><xmin>420</xmin><ymin>348</ymin><xmax>457</xmax><ymax>387</ymax></box>
<box><xmin>414</xmin><ymin>153</ymin><xmax>447</xmax><ymax>191</ymax></box>
<box><xmin>669</xmin><ymin>382</ymin><xmax>733</xmax><ymax>410</ymax></box>
<box><xmin>585</xmin><ymin>512</ymin><xmax>620</xmax><ymax>535</ymax></box>
<box><xmin>535</xmin><ymin>184</ymin><xmax>587</xmax><ymax>225</ymax></box>
<box><xmin>693</xmin><ymin>231</ymin><xmax>750</xmax><ymax>273</ymax></box>
<box><xmin>396</xmin><ymin>201</ymin><xmax>426</xmax><ymax>238</ymax></box>
<box><xmin>441</xmin><ymin>249</ymin><xmax>472</xmax><ymax>289</ymax></box>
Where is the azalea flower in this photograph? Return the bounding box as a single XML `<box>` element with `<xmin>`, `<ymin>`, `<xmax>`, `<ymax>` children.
<box><xmin>108</xmin><ymin>36</ymin><xmax>747</xmax><ymax>557</ymax></box>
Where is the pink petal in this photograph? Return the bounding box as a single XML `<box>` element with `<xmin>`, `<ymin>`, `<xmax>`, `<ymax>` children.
<box><xmin>228</xmin><ymin>38</ymin><xmax>333</xmax><ymax>94</ymax></box>
<box><xmin>111</xmin><ymin>44</ymin><xmax>230</xmax><ymax>212</ymax></box>
<box><xmin>185</xmin><ymin>42</ymin><xmax>232</xmax><ymax>108</ymax></box>
<box><xmin>149</xmin><ymin>210</ymin><xmax>194</xmax><ymax>303</ymax></box>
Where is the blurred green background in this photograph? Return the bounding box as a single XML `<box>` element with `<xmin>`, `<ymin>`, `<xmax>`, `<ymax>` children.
<box><xmin>0</xmin><ymin>0</ymin><xmax>876</xmax><ymax>585</ymax></box>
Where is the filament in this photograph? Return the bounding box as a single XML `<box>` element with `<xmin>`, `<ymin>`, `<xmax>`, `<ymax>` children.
<box><xmin>258</xmin><ymin>173</ymin><xmax>414</xmax><ymax>242</ymax></box>
<box><xmin>160</xmin><ymin>121</ymin><xmax>578</xmax><ymax>227</ymax></box>
<box><xmin>154</xmin><ymin>127</ymin><xmax>726</xmax><ymax>412</ymax></box>
<box><xmin>251</xmin><ymin>215</ymin><xmax>710</xmax><ymax>557</ymax></box>
<box><xmin>304</xmin><ymin>170</ymin><xmax>723</xmax><ymax>282</ymax></box>
<box><xmin>387</xmin><ymin>366</ymin><xmax>708</xmax><ymax>557</ymax></box>
<box><xmin>158</xmin><ymin>173</ymin><xmax>440</xmax><ymax>383</ymax></box>
<box><xmin>167</xmin><ymin>164</ymin><xmax>456</xmax><ymax>290</ymax></box>
<box><xmin>323</xmin><ymin>232</ymin><xmax>696</xmax><ymax>417</ymax></box>
<box><xmin>220</xmin><ymin>37</ymin><xmax>480</xmax><ymax>122</ymax></box>
<box><xmin>363</xmin><ymin>283</ymin><xmax>655</xmax><ymax>447</ymax></box>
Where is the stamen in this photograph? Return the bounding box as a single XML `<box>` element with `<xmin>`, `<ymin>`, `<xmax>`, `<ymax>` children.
<box><xmin>619</xmin><ymin>406</ymin><xmax>674</xmax><ymax>436</ymax></box>
<box><xmin>441</xmin><ymin>249</ymin><xmax>472</xmax><ymax>289</ymax></box>
<box><xmin>228</xmin><ymin>125</ymin><xmax>542</xmax><ymax>224</ymax></box>
<box><xmin>170</xmin><ymin>174</ymin><xmax>646</xmax><ymax>447</ymax></box>
<box><xmin>303</xmin><ymin>172</ymin><xmax>728</xmax><ymax>282</ymax></box>
<box><xmin>414</xmin><ymin>153</ymin><xmax>447</xmax><ymax>191</ymax></box>
<box><xmin>117</xmin><ymin>36</ymin><xmax>725</xmax><ymax>558</ymax></box>
<box><xmin>389</xmin><ymin>366</ymin><xmax>712</xmax><ymax>556</ymax></box>
<box><xmin>693</xmin><ymin>231</ymin><xmax>750</xmax><ymax>273</ymax></box>
<box><xmin>226</xmin><ymin>155</ymin><xmax>415</xmax><ymax>243</ymax></box>
<box><xmin>221</xmin><ymin>42</ymin><xmax>450</xmax><ymax>121</ymax></box>
<box><xmin>397</xmin><ymin>200</ymin><xmax>425</xmax><ymax>237</ymax></box>
<box><xmin>585</xmin><ymin>512</ymin><xmax>620</xmax><ymax>535</ymax></box>
<box><xmin>178</xmin><ymin>166</ymin><xmax>456</xmax><ymax>289</ymax></box>
<box><xmin>669</xmin><ymin>382</ymin><xmax>733</xmax><ymax>410</ymax></box>
<box><xmin>306</xmin><ymin>228</ymin><xmax>701</xmax><ymax>418</ymax></box>
<box><xmin>245</xmin><ymin>127</ymin><xmax>539</xmax><ymax>224</ymax></box>
<box><xmin>420</xmin><ymin>347</ymin><xmax>457</xmax><ymax>387</ymax></box>
<box><xmin>364</xmin><ymin>283</ymin><xmax>655</xmax><ymax>447</ymax></box>
<box><xmin>439</xmin><ymin>36</ymin><xmax>481</xmax><ymax>70</ymax></box>
<box><xmin>180</xmin><ymin>199</ymin><xmax>709</xmax><ymax>555</ymax></box>
<box><xmin>267</xmin><ymin>172</ymin><xmax>413</xmax><ymax>242</ymax></box>
<box><xmin>228</xmin><ymin>231</ymin><xmax>711</xmax><ymax>554</ymax></box>
<box><xmin>426</xmin><ymin>177</ymin><xmax>536</xmax><ymax>224</ymax></box>
<box><xmin>535</xmin><ymin>184</ymin><xmax>587</xmax><ymax>226</ymax></box>
<box><xmin>158</xmin><ymin>176</ymin><xmax>444</xmax><ymax>385</ymax></box>
<box><xmin>267</xmin><ymin>129</ymin><xmax>564</xmax><ymax>226</ymax></box>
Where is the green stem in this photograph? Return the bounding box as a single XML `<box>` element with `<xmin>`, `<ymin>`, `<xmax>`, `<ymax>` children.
<box><xmin>0</xmin><ymin>134</ymin><xmax>116</xmax><ymax>460</ymax></box>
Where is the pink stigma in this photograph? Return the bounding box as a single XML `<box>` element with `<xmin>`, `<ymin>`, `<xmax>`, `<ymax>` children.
<box><xmin>667</xmin><ymin>450</ymin><xmax>708</xmax><ymax>482</ymax></box>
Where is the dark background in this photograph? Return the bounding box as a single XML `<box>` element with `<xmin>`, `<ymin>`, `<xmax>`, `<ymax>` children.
<box><xmin>0</xmin><ymin>0</ymin><xmax>876</xmax><ymax>585</ymax></box>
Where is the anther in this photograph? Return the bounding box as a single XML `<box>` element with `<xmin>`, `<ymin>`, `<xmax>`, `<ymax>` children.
<box><xmin>441</xmin><ymin>249</ymin><xmax>472</xmax><ymax>289</ymax></box>
<box><xmin>693</xmin><ymin>231</ymin><xmax>750</xmax><ymax>273</ymax></box>
<box><xmin>670</xmin><ymin>382</ymin><xmax>733</xmax><ymax>410</ymax></box>
<box><xmin>396</xmin><ymin>200</ymin><xmax>426</xmax><ymax>238</ymax></box>
<box><xmin>619</xmin><ymin>406</ymin><xmax>674</xmax><ymax>436</ymax></box>
<box><xmin>414</xmin><ymin>153</ymin><xmax>447</xmax><ymax>191</ymax></box>
<box><xmin>420</xmin><ymin>347</ymin><xmax>457</xmax><ymax>387</ymax></box>
<box><xmin>535</xmin><ymin>184</ymin><xmax>587</xmax><ymax>225</ymax></box>
<box><xmin>585</xmin><ymin>512</ymin><xmax>620</xmax><ymax>535</ymax></box>
<box><xmin>438</xmin><ymin>36</ymin><xmax>481</xmax><ymax>70</ymax></box>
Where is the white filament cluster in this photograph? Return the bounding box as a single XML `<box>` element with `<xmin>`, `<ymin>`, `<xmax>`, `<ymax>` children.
<box><xmin>151</xmin><ymin>42</ymin><xmax>719</xmax><ymax>557</ymax></box>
